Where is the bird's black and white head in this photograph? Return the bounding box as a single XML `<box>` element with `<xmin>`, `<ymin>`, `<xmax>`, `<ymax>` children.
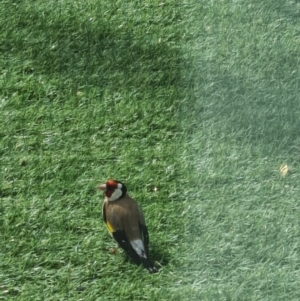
<box><xmin>97</xmin><ymin>179</ymin><xmax>127</xmax><ymax>201</ymax></box>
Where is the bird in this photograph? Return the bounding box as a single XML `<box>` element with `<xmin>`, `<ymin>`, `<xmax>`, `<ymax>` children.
<box><xmin>97</xmin><ymin>179</ymin><xmax>158</xmax><ymax>273</ymax></box>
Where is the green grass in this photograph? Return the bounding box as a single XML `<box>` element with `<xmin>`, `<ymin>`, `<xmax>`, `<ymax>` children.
<box><xmin>1</xmin><ymin>0</ymin><xmax>300</xmax><ymax>300</ymax></box>
<box><xmin>180</xmin><ymin>1</ymin><xmax>300</xmax><ymax>300</ymax></box>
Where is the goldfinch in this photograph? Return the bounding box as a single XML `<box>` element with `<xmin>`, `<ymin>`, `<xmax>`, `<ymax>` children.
<box><xmin>97</xmin><ymin>179</ymin><xmax>157</xmax><ymax>273</ymax></box>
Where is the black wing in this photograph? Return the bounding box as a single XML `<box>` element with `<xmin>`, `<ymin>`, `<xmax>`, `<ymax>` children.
<box><xmin>112</xmin><ymin>230</ymin><xmax>140</xmax><ymax>262</ymax></box>
<box><xmin>113</xmin><ymin>226</ymin><xmax>157</xmax><ymax>273</ymax></box>
<box><xmin>139</xmin><ymin>223</ymin><xmax>149</xmax><ymax>254</ymax></box>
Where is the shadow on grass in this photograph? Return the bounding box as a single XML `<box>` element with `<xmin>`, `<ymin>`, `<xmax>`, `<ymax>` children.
<box><xmin>119</xmin><ymin>243</ymin><xmax>171</xmax><ymax>272</ymax></box>
<box><xmin>2</xmin><ymin>2</ymin><xmax>181</xmax><ymax>97</ymax></box>
<box><xmin>150</xmin><ymin>244</ymin><xmax>171</xmax><ymax>267</ymax></box>
<box><xmin>99</xmin><ymin>243</ymin><xmax>171</xmax><ymax>273</ymax></box>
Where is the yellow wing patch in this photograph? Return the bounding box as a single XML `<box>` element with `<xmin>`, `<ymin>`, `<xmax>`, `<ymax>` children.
<box><xmin>106</xmin><ymin>221</ymin><xmax>114</xmax><ymax>233</ymax></box>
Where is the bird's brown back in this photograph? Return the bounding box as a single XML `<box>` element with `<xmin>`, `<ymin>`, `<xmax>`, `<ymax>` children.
<box><xmin>103</xmin><ymin>195</ymin><xmax>146</xmax><ymax>240</ymax></box>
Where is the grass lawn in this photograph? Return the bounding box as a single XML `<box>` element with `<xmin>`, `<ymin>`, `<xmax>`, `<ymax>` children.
<box><xmin>1</xmin><ymin>0</ymin><xmax>300</xmax><ymax>300</ymax></box>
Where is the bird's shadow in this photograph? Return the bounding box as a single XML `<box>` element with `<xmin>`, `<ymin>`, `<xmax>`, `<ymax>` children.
<box><xmin>149</xmin><ymin>244</ymin><xmax>171</xmax><ymax>267</ymax></box>
<box><xmin>123</xmin><ymin>243</ymin><xmax>171</xmax><ymax>270</ymax></box>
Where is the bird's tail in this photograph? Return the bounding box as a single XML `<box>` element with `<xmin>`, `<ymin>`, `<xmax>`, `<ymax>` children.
<box><xmin>140</xmin><ymin>257</ymin><xmax>158</xmax><ymax>273</ymax></box>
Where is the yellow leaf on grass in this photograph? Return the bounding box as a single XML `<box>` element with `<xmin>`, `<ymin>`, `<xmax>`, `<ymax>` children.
<box><xmin>280</xmin><ymin>164</ymin><xmax>289</xmax><ymax>176</ymax></box>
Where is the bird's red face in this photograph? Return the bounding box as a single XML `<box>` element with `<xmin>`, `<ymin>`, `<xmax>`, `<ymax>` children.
<box><xmin>98</xmin><ymin>179</ymin><xmax>127</xmax><ymax>201</ymax></box>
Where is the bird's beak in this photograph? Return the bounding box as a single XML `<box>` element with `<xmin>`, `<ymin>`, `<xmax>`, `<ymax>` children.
<box><xmin>97</xmin><ymin>184</ymin><xmax>106</xmax><ymax>191</ymax></box>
